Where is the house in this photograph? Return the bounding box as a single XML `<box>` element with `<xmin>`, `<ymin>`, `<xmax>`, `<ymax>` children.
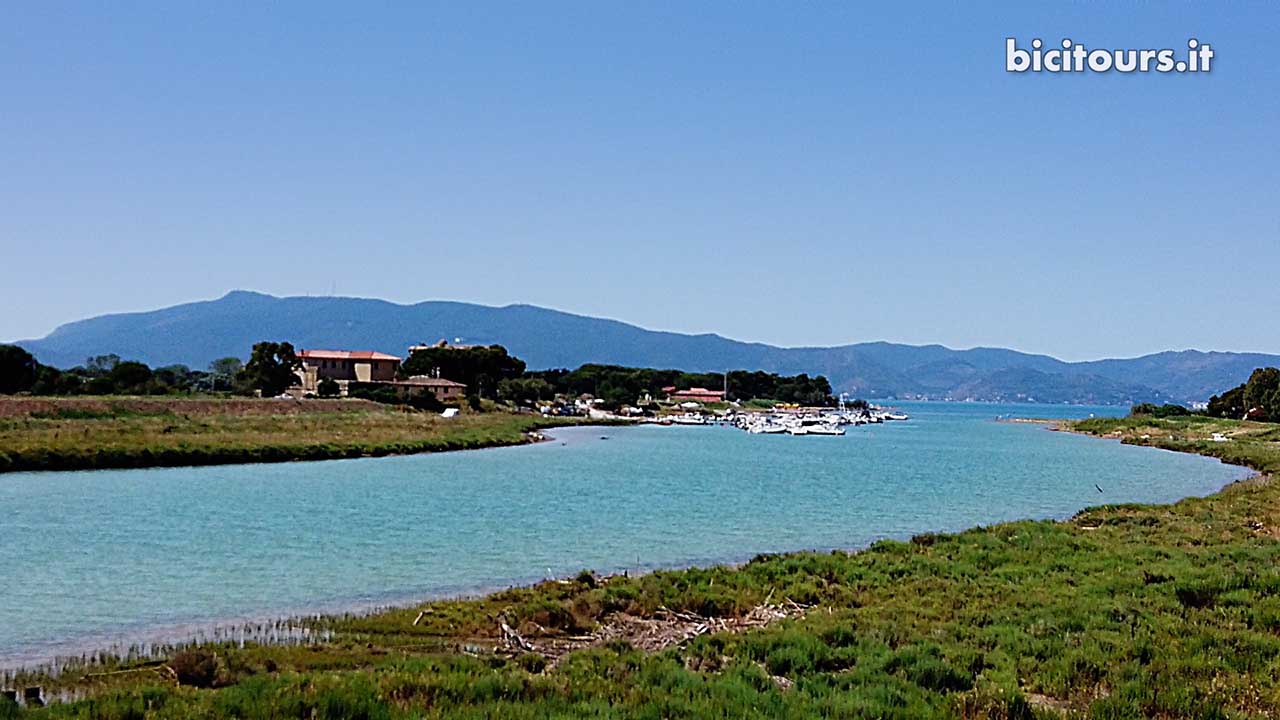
<box><xmin>393</xmin><ymin>375</ymin><xmax>467</xmax><ymax>403</ymax></box>
<box><xmin>296</xmin><ymin>349</ymin><xmax>401</xmax><ymax>391</ymax></box>
<box><xmin>664</xmin><ymin>386</ymin><xmax>725</xmax><ymax>403</ymax></box>
<box><xmin>294</xmin><ymin>349</ymin><xmax>466</xmax><ymax>402</ymax></box>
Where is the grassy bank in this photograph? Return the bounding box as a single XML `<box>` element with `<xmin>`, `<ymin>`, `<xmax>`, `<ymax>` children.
<box><xmin>0</xmin><ymin>397</ymin><xmax>589</xmax><ymax>473</ymax></box>
<box><xmin>1069</xmin><ymin>413</ymin><xmax>1280</xmax><ymax>476</ymax></box>
<box><xmin>3</xmin><ymin>416</ymin><xmax>1279</xmax><ymax>717</ymax></box>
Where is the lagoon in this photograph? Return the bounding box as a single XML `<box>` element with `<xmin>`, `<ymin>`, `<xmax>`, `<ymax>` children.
<box><xmin>0</xmin><ymin>402</ymin><xmax>1250</xmax><ymax>669</ymax></box>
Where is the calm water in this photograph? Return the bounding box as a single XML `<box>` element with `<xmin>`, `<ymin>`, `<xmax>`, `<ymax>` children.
<box><xmin>0</xmin><ymin>402</ymin><xmax>1250</xmax><ymax>668</ymax></box>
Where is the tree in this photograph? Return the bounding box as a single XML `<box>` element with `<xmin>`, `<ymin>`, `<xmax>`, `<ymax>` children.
<box><xmin>1243</xmin><ymin>367</ymin><xmax>1280</xmax><ymax>421</ymax></box>
<box><xmin>1207</xmin><ymin>385</ymin><xmax>1246</xmax><ymax>419</ymax></box>
<box><xmin>109</xmin><ymin>361</ymin><xmax>154</xmax><ymax>394</ymax></box>
<box><xmin>0</xmin><ymin>345</ymin><xmax>38</xmax><ymax>394</ymax></box>
<box><xmin>31</xmin><ymin>365</ymin><xmax>72</xmax><ymax>395</ymax></box>
<box><xmin>317</xmin><ymin>377</ymin><xmax>341</xmax><ymax>398</ymax></box>
<box><xmin>1207</xmin><ymin>367</ymin><xmax>1280</xmax><ymax>422</ymax></box>
<box><xmin>1131</xmin><ymin>403</ymin><xmax>1190</xmax><ymax>418</ymax></box>
<box><xmin>498</xmin><ymin>378</ymin><xmax>555</xmax><ymax>406</ymax></box>
<box><xmin>207</xmin><ymin>357</ymin><xmax>243</xmax><ymax>391</ymax></box>
<box><xmin>399</xmin><ymin>344</ymin><xmax>526</xmax><ymax>400</ymax></box>
<box><xmin>85</xmin><ymin>354</ymin><xmax>122</xmax><ymax>375</ymax></box>
<box><xmin>237</xmin><ymin>342</ymin><xmax>301</xmax><ymax>397</ymax></box>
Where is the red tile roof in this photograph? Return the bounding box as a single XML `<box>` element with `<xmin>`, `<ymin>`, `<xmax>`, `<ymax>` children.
<box><xmin>669</xmin><ymin>387</ymin><xmax>724</xmax><ymax>400</ymax></box>
<box><xmin>299</xmin><ymin>349</ymin><xmax>401</xmax><ymax>361</ymax></box>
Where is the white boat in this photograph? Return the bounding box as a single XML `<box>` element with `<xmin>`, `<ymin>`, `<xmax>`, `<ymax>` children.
<box><xmin>806</xmin><ymin>423</ymin><xmax>845</xmax><ymax>436</ymax></box>
<box><xmin>785</xmin><ymin>425</ymin><xmax>809</xmax><ymax>435</ymax></box>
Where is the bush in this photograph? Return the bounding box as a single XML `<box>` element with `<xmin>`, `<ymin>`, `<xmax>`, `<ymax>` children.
<box><xmin>516</xmin><ymin>653</ymin><xmax>547</xmax><ymax>674</ymax></box>
<box><xmin>317</xmin><ymin>377</ymin><xmax>341</xmax><ymax>398</ymax></box>
<box><xmin>349</xmin><ymin>383</ymin><xmax>445</xmax><ymax>411</ymax></box>
<box><xmin>1130</xmin><ymin>403</ymin><xmax>1190</xmax><ymax>418</ymax></box>
<box><xmin>171</xmin><ymin>649</ymin><xmax>219</xmax><ymax>687</ymax></box>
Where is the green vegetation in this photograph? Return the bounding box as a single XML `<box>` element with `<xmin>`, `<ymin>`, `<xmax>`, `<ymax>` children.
<box><xmin>1206</xmin><ymin>367</ymin><xmax>1280</xmax><ymax>421</ymax></box>
<box><xmin>0</xmin><ymin>346</ymin><xmax>221</xmax><ymax>396</ymax></box>
<box><xmin>316</xmin><ymin>377</ymin><xmax>341</xmax><ymax>399</ymax></box>
<box><xmin>399</xmin><ymin>344</ymin><xmax>526</xmax><ymax>400</ymax></box>
<box><xmin>0</xmin><ymin>345</ymin><xmax>265</xmax><ymax>397</ymax></box>
<box><xmin>0</xmin><ymin>345</ymin><xmax>37</xmax><ymax>394</ymax></box>
<box><xmin>0</xmin><ymin>398</ymin><xmax>583</xmax><ymax>473</ymax></box>
<box><xmin>527</xmin><ymin>365</ymin><xmax>836</xmax><ymax>410</ymax></box>
<box><xmin>1071</xmin><ymin>413</ymin><xmax>1280</xmax><ymax>478</ymax></box>
<box><xmin>6</xmin><ymin>415</ymin><xmax>1279</xmax><ymax>718</ymax></box>
<box><xmin>1</xmin><ymin>342</ymin><xmax>844</xmax><ymax>414</ymax></box>
<box><xmin>238</xmin><ymin>341</ymin><xmax>302</xmax><ymax>397</ymax></box>
<box><xmin>1128</xmin><ymin>402</ymin><xmax>1190</xmax><ymax>418</ymax></box>
<box><xmin>349</xmin><ymin>382</ymin><xmax>446</xmax><ymax>412</ymax></box>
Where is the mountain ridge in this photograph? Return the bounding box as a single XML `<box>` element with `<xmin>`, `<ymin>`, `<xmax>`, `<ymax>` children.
<box><xmin>14</xmin><ymin>290</ymin><xmax>1278</xmax><ymax>405</ymax></box>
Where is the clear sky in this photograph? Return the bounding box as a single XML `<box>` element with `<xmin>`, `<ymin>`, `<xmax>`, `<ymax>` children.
<box><xmin>2</xmin><ymin>3</ymin><xmax>1276</xmax><ymax>361</ymax></box>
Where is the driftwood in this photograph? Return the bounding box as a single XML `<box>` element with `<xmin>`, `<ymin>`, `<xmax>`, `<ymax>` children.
<box><xmin>499</xmin><ymin>619</ymin><xmax>537</xmax><ymax>653</ymax></box>
<box><xmin>491</xmin><ymin>599</ymin><xmax>812</xmax><ymax>668</ymax></box>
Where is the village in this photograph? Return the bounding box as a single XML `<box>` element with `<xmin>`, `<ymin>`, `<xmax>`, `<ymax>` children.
<box><xmin>287</xmin><ymin>340</ymin><xmax>907</xmax><ymax>433</ymax></box>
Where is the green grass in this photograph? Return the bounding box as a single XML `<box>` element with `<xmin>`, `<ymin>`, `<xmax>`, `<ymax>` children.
<box><xmin>5</xmin><ymin>416</ymin><xmax>1280</xmax><ymax>718</ymax></box>
<box><xmin>1070</xmin><ymin>414</ymin><xmax>1280</xmax><ymax>476</ymax></box>
<box><xmin>0</xmin><ymin>397</ymin><xmax>599</xmax><ymax>473</ymax></box>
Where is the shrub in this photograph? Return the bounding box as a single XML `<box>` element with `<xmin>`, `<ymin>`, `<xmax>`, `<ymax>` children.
<box><xmin>317</xmin><ymin>377</ymin><xmax>341</xmax><ymax>398</ymax></box>
<box><xmin>517</xmin><ymin>653</ymin><xmax>547</xmax><ymax>674</ymax></box>
<box><xmin>171</xmin><ymin>648</ymin><xmax>219</xmax><ymax>687</ymax></box>
<box><xmin>1130</xmin><ymin>403</ymin><xmax>1191</xmax><ymax>418</ymax></box>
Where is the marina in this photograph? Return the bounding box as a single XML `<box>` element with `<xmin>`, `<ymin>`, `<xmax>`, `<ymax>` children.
<box><xmin>650</xmin><ymin>396</ymin><xmax>910</xmax><ymax>437</ymax></box>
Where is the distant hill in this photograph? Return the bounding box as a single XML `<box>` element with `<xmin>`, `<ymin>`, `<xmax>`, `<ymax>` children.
<box><xmin>13</xmin><ymin>291</ymin><xmax>1279</xmax><ymax>404</ymax></box>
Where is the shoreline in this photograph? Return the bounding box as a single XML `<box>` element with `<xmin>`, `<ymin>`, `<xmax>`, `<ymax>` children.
<box><xmin>3</xmin><ymin>416</ymin><xmax>1258</xmax><ymax>680</ymax></box>
<box><xmin>7</xmin><ymin>414</ymin><xmax>1279</xmax><ymax>716</ymax></box>
<box><xmin>0</xmin><ymin>398</ymin><xmax>632</xmax><ymax>474</ymax></box>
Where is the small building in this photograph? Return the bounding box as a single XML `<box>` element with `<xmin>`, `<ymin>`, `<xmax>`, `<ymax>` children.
<box><xmin>297</xmin><ymin>349</ymin><xmax>400</xmax><ymax>388</ymax></box>
<box><xmin>293</xmin><ymin>349</ymin><xmax>465</xmax><ymax>402</ymax></box>
<box><xmin>666</xmin><ymin>387</ymin><xmax>725</xmax><ymax>403</ymax></box>
<box><xmin>394</xmin><ymin>375</ymin><xmax>467</xmax><ymax>403</ymax></box>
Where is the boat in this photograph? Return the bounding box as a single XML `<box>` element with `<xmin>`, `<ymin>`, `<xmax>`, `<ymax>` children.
<box><xmin>806</xmin><ymin>423</ymin><xmax>845</xmax><ymax>436</ymax></box>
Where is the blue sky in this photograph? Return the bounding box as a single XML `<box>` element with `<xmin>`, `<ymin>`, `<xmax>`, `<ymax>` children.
<box><xmin>1</xmin><ymin>2</ymin><xmax>1276</xmax><ymax>361</ymax></box>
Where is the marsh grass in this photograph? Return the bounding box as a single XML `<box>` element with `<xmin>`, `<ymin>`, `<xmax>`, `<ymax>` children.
<box><xmin>6</xmin><ymin>416</ymin><xmax>1280</xmax><ymax>717</ymax></box>
<box><xmin>0</xmin><ymin>397</ymin><xmax>591</xmax><ymax>472</ymax></box>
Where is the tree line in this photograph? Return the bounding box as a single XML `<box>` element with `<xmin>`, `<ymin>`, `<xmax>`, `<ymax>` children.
<box><xmin>1204</xmin><ymin>367</ymin><xmax>1280</xmax><ymax>422</ymax></box>
<box><xmin>1129</xmin><ymin>366</ymin><xmax>1280</xmax><ymax>422</ymax></box>
<box><xmin>0</xmin><ymin>342</ymin><xmax>301</xmax><ymax>398</ymax></box>
<box><xmin>1</xmin><ymin>341</ymin><xmax>838</xmax><ymax>410</ymax></box>
<box><xmin>518</xmin><ymin>364</ymin><xmax>835</xmax><ymax>410</ymax></box>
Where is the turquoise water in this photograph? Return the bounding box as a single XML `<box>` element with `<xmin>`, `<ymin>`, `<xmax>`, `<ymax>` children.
<box><xmin>0</xmin><ymin>402</ymin><xmax>1250</xmax><ymax>668</ymax></box>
